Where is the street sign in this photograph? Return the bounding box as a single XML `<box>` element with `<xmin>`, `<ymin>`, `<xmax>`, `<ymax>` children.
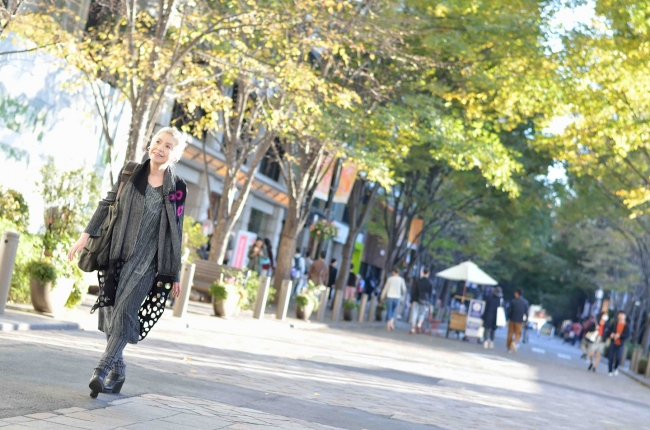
<box><xmin>465</xmin><ymin>299</ymin><xmax>485</xmax><ymax>338</ymax></box>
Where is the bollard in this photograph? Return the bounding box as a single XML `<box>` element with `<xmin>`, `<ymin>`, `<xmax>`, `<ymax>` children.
<box><xmin>317</xmin><ymin>287</ymin><xmax>330</xmax><ymax>321</ymax></box>
<box><xmin>645</xmin><ymin>354</ymin><xmax>650</xmax><ymax>379</ymax></box>
<box><xmin>253</xmin><ymin>275</ymin><xmax>270</xmax><ymax>320</ymax></box>
<box><xmin>622</xmin><ymin>345</ymin><xmax>628</xmax><ymax>368</ymax></box>
<box><xmin>173</xmin><ymin>262</ymin><xmax>195</xmax><ymax>318</ymax></box>
<box><xmin>358</xmin><ymin>294</ymin><xmax>368</xmax><ymax>323</ymax></box>
<box><xmin>631</xmin><ymin>348</ymin><xmax>640</xmax><ymax>373</ymax></box>
<box><xmin>276</xmin><ymin>279</ymin><xmax>292</xmax><ymax>321</ymax></box>
<box><xmin>331</xmin><ymin>289</ymin><xmax>344</xmax><ymax>322</ymax></box>
<box><xmin>369</xmin><ymin>296</ymin><xmax>378</xmax><ymax>322</ymax></box>
<box><xmin>0</xmin><ymin>231</ymin><xmax>20</xmax><ymax>315</ymax></box>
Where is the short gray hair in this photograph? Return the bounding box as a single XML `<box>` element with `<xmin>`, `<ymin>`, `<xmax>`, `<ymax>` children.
<box><xmin>151</xmin><ymin>127</ymin><xmax>187</xmax><ymax>163</ymax></box>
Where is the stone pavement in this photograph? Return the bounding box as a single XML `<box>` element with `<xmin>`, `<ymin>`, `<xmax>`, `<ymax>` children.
<box><xmin>0</xmin><ymin>394</ymin><xmax>342</xmax><ymax>429</ymax></box>
<box><xmin>2</xmin><ymin>299</ymin><xmax>650</xmax><ymax>429</ymax></box>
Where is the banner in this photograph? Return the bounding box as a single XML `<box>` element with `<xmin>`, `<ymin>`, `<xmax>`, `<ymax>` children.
<box><xmin>313</xmin><ymin>160</ymin><xmax>358</xmax><ymax>204</ymax></box>
<box><xmin>465</xmin><ymin>299</ymin><xmax>485</xmax><ymax>338</ymax></box>
<box><xmin>231</xmin><ymin>230</ymin><xmax>258</xmax><ymax>269</ymax></box>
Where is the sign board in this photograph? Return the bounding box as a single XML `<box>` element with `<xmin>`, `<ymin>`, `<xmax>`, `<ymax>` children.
<box><xmin>465</xmin><ymin>299</ymin><xmax>485</xmax><ymax>338</ymax></box>
<box><xmin>231</xmin><ymin>230</ymin><xmax>258</xmax><ymax>269</ymax></box>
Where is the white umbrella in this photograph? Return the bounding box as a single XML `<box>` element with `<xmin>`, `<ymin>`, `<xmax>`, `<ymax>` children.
<box><xmin>436</xmin><ymin>261</ymin><xmax>498</xmax><ymax>286</ymax></box>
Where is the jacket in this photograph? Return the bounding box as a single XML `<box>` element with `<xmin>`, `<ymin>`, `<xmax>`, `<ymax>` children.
<box><xmin>308</xmin><ymin>258</ymin><xmax>328</xmax><ymax>286</ymax></box>
<box><xmin>605</xmin><ymin>319</ymin><xmax>630</xmax><ymax>346</ymax></box>
<box><xmin>482</xmin><ymin>293</ymin><xmax>502</xmax><ymax>329</ymax></box>
<box><xmin>380</xmin><ymin>275</ymin><xmax>406</xmax><ymax>300</ymax></box>
<box><xmin>411</xmin><ymin>277</ymin><xmax>433</xmax><ymax>304</ymax></box>
<box><xmin>507</xmin><ymin>296</ymin><xmax>528</xmax><ymax>323</ymax></box>
<box><xmin>84</xmin><ymin>160</ymin><xmax>186</xmax><ymax>340</ymax></box>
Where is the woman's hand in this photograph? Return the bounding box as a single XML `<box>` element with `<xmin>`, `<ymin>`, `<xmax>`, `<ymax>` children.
<box><xmin>68</xmin><ymin>233</ymin><xmax>90</xmax><ymax>261</ymax></box>
<box><xmin>172</xmin><ymin>282</ymin><xmax>181</xmax><ymax>298</ymax></box>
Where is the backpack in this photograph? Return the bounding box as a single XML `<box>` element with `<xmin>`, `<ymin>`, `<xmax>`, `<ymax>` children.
<box><xmin>291</xmin><ymin>256</ymin><xmax>302</xmax><ymax>278</ymax></box>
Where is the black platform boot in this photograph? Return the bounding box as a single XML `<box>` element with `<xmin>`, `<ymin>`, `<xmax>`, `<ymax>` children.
<box><xmin>103</xmin><ymin>371</ymin><xmax>126</xmax><ymax>394</ymax></box>
<box><xmin>89</xmin><ymin>369</ymin><xmax>108</xmax><ymax>398</ymax></box>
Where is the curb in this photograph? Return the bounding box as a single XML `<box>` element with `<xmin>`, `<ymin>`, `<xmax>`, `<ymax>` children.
<box><xmin>0</xmin><ymin>321</ymin><xmax>80</xmax><ymax>332</ymax></box>
<box><xmin>620</xmin><ymin>368</ymin><xmax>650</xmax><ymax>389</ymax></box>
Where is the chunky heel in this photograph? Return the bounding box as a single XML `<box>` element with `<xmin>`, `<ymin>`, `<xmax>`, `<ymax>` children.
<box><xmin>111</xmin><ymin>378</ymin><xmax>125</xmax><ymax>394</ymax></box>
<box><xmin>89</xmin><ymin>369</ymin><xmax>107</xmax><ymax>396</ymax></box>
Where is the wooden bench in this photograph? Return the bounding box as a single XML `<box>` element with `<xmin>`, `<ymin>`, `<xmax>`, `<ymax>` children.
<box><xmin>190</xmin><ymin>259</ymin><xmax>230</xmax><ymax>301</ymax></box>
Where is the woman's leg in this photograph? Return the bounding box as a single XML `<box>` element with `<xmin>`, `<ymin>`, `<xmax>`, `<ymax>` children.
<box><xmin>594</xmin><ymin>351</ymin><xmax>601</xmax><ymax>368</ymax></box>
<box><xmin>96</xmin><ymin>335</ymin><xmax>128</xmax><ymax>375</ymax></box>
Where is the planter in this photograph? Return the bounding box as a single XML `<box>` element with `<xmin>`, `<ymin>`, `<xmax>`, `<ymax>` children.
<box><xmin>343</xmin><ymin>308</ymin><xmax>356</xmax><ymax>321</ymax></box>
<box><xmin>30</xmin><ymin>277</ymin><xmax>74</xmax><ymax>314</ymax></box>
<box><xmin>376</xmin><ymin>309</ymin><xmax>387</xmax><ymax>322</ymax></box>
<box><xmin>212</xmin><ymin>294</ymin><xmax>239</xmax><ymax>318</ymax></box>
<box><xmin>296</xmin><ymin>302</ymin><xmax>314</xmax><ymax>321</ymax></box>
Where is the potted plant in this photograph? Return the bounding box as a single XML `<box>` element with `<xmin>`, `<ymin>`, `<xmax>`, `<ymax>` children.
<box><xmin>210</xmin><ymin>277</ymin><xmax>243</xmax><ymax>318</ymax></box>
<box><xmin>26</xmin><ymin>258</ymin><xmax>75</xmax><ymax>314</ymax></box>
<box><xmin>343</xmin><ymin>299</ymin><xmax>359</xmax><ymax>321</ymax></box>
<box><xmin>295</xmin><ymin>280</ymin><xmax>322</xmax><ymax>321</ymax></box>
<box><xmin>376</xmin><ymin>302</ymin><xmax>387</xmax><ymax>322</ymax></box>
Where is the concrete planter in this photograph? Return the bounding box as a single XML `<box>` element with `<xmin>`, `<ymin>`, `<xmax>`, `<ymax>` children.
<box><xmin>343</xmin><ymin>308</ymin><xmax>356</xmax><ymax>321</ymax></box>
<box><xmin>212</xmin><ymin>294</ymin><xmax>239</xmax><ymax>318</ymax></box>
<box><xmin>30</xmin><ymin>277</ymin><xmax>74</xmax><ymax>314</ymax></box>
<box><xmin>296</xmin><ymin>302</ymin><xmax>314</xmax><ymax>321</ymax></box>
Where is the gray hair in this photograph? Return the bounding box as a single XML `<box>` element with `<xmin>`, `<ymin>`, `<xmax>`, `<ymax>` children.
<box><xmin>151</xmin><ymin>127</ymin><xmax>187</xmax><ymax>163</ymax></box>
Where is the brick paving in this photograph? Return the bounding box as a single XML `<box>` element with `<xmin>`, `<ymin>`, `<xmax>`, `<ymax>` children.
<box><xmin>2</xmin><ymin>306</ymin><xmax>650</xmax><ymax>429</ymax></box>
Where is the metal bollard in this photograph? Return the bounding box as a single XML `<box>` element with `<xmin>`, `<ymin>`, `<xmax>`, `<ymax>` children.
<box><xmin>631</xmin><ymin>348</ymin><xmax>640</xmax><ymax>373</ymax></box>
<box><xmin>317</xmin><ymin>287</ymin><xmax>330</xmax><ymax>322</ymax></box>
<box><xmin>368</xmin><ymin>296</ymin><xmax>378</xmax><ymax>322</ymax></box>
<box><xmin>276</xmin><ymin>279</ymin><xmax>292</xmax><ymax>321</ymax></box>
<box><xmin>173</xmin><ymin>262</ymin><xmax>195</xmax><ymax>318</ymax></box>
<box><xmin>253</xmin><ymin>275</ymin><xmax>270</xmax><ymax>320</ymax></box>
<box><xmin>0</xmin><ymin>231</ymin><xmax>20</xmax><ymax>315</ymax></box>
<box><xmin>331</xmin><ymin>289</ymin><xmax>344</xmax><ymax>322</ymax></box>
<box><xmin>358</xmin><ymin>294</ymin><xmax>368</xmax><ymax>323</ymax></box>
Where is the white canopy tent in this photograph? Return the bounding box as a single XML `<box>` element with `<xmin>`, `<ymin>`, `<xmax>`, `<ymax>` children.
<box><xmin>436</xmin><ymin>261</ymin><xmax>498</xmax><ymax>286</ymax></box>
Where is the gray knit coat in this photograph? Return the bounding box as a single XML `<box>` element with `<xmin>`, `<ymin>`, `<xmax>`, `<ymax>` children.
<box><xmin>85</xmin><ymin>160</ymin><xmax>185</xmax><ymax>282</ymax></box>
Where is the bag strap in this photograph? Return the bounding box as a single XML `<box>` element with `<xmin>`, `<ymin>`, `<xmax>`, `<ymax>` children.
<box><xmin>114</xmin><ymin>161</ymin><xmax>139</xmax><ymax>204</ymax></box>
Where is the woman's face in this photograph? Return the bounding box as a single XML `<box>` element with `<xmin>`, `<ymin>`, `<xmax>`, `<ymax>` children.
<box><xmin>149</xmin><ymin>133</ymin><xmax>177</xmax><ymax>165</ymax></box>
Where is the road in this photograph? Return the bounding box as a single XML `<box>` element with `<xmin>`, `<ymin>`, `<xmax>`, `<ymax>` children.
<box><xmin>1</xmin><ymin>311</ymin><xmax>650</xmax><ymax>429</ymax></box>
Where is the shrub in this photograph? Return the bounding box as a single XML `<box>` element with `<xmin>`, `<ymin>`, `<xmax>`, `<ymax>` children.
<box><xmin>210</xmin><ymin>282</ymin><xmax>229</xmax><ymax>302</ymax></box>
<box><xmin>637</xmin><ymin>358</ymin><xmax>648</xmax><ymax>375</ymax></box>
<box><xmin>295</xmin><ymin>294</ymin><xmax>310</xmax><ymax>308</ymax></box>
<box><xmin>0</xmin><ymin>187</ymin><xmax>29</xmax><ymax>232</ymax></box>
<box><xmin>376</xmin><ymin>302</ymin><xmax>386</xmax><ymax>311</ymax></box>
<box><xmin>343</xmin><ymin>299</ymin><xmax>359</xmax><ymax>311</ymax></box>
<box><xmin>182</xmin><ymin>216</ymin><xmax>208</xmax><ymax>262</ymax></box>
<box><xmin>25</xmin><ymin>259</ymin><xmax>57</xmax><ymax>284</ymax></box>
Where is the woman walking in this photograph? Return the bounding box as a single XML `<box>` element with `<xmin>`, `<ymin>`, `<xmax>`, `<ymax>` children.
<box><xmin>586</xmin><ymin>312</ymin><xmax>608</xmax><ymax>373</ymax></box>
<box><xmin>68</xmin><ymin>127</ymin><xmax>187</xmax><ymax>397</ymax></box>
<box><xmin>380</xmin><ymin>268</ymin><xmax>406</xmax><ymax>331</ymax></box>
<box><xmin>482</xmin><ymin>286</ymin><xmax>502</xmax><ymax>349</ymax></box>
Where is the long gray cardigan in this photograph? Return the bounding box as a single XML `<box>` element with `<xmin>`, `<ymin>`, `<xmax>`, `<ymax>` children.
<box><xmin>84</xmin><ymin>160</ymin><xmax>186</xmax><ymax>339</ymax></box>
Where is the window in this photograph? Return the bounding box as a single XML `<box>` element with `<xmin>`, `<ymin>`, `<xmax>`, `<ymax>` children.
<box><xmin>247</xmin><ymin>208</ymin><xmax>270</xmax><ymax>237</ymax></box>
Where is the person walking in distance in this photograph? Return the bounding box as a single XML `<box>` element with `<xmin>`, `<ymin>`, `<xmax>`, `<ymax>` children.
<box><xmin>482</xmin><ymin>286</ymin><xmax>502</xmax><ymax>349</ymax></box>
<box><xmin>262</xmin><ymin>238</ymin><xmax>275</xmax><ymax>275</ymax></box>
<box><xmin>327</xmin><ymin>258</ymin><xmax>338</xmax><ymax>305</ymax></box>
<box><xmin>585</xmin><ymin>312</ymin><xmax>608</xmax><ymax>373</ymax></box>
<box><xmin>308</xmin><ymin>251</ymin><xmax>328</xmax><ymax>287</ymax></box>
<box><xmin>608</xmin><ymin>310</ymin><xmax>630</xmax><ymax>376</ymax></box>
<box><xmin>247</xmin><ymin>238</ymin><xmax>268</xmax><ymax>275</ymax></box>
<box><xmin>506</xmin><ymin>288</ymin><xmax>528</xmax><ymax>353</ymax></box>
<box><xmin>409</xmin><ymin>268</ymin><xmax>433</xmax><ymax>334</ymax></box>
<box><xmin>68</xmin><ymin>127</ymin><xmax>187</xmax><ymax>397</ymax></box>
<box><xmin>344</xmin><ymin>264</ymin><xmax>358</xmax><ymax>300</ymax></box>
<box><xmin>290</xmin><ymin>248</ymin><xmax>306</xmax><ymax>296</ymax></box>
<box><xmin>380</xmin><ymin>268</ymin><xmax>406</xmax><ymax>331</ymax></box>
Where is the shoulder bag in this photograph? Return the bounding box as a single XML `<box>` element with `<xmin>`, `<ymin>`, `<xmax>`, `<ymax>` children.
<box><xmin>78</xmin><ymin>161</ymin><xmax>138</xmax><ymax>272</ymax></box>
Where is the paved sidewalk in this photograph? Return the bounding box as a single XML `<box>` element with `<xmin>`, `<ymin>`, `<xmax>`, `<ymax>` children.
<box><xmin>0</xmin><ymin>308</ymin><xmax>79</xmax><ymax>332</ymax></box>
<box><xmin>0</xmin><ymin>394</ymin><xmax>344</xmax><ymax>429</ymax></box>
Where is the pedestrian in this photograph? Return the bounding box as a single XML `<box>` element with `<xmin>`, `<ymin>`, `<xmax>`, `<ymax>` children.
<box><xmin>327</xmin><ymin>258</ymin><xmax>338</xmax><ymax>305</ymax></box>
<box><xmin>482</xmin><ymin>286</ymin><xmax>502</xmax><ymax>349</ymax></box>
<box><xmin>585</xmin><ymin>312</ymin><xmax>608</xmax><ymax>373</ymax></box>
<box><xmin>363</xmin><ymin>275</ymin><xmax>375</xmax><ymax>297</ymax></box>
<box><xmin>262</xmin><ymin>238</ymin><xmax>275</xmax><ymax>275</ymax></box>
<box><xmin>344</xmin><ymin>264</ymin><xmax>358</xmax><ymax>300</ymax></box>
<box><xmin>247</xmin><ymin>238</ymin><xmax>268</xmax><ymax>275</ymax></box>
<box><xmin>409</xmin><ymin>268</ymin><xmax>433</xmax><ymax>335</ymax></box>
<box><xmin>570</xmin><ymin>320</ymin><xmax>583</xmax><ymax>346</ymax></box>
<box><xmin>580</xmin><ymin>315</ymin><xmax>596</xmax><ymax>360</ymax></box>
<box><xmin>607</xmin><ymin>310</ymin><xmax>630</xmax><ymax>377</ymax></box>
<box><xmin>506</xmin><ymin>288</ymin><xmax>529</xmax><ymax>353</ymax></box>
<box><xmin>290</xmin><ymin>248</ymin><xmax>306</xmax><ymax>296</ymax></box>
<box><xmin>308</xmin><ymin>251</ymin><xmax>328</xmax><ymax>286</ymax></box>
<box><xmin>68</xmin><ymin>127</ymin><xmax>187</xmax><ymax>397</ymax></box>
<box><xmin>380</xmin><ymin>268</ymin><xmax>406</xmax><ymax>331</ymax></box>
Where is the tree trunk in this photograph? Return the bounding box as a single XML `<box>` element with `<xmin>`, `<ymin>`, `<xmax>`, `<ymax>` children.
<box><xmin>273</xmin><ymin>204</ymin><xmax>301</xmax><ymax>293</ymax></box>
<box><xmin>335</xmin><ymin>233</ymin><xmax>355</xmax><ymax>293</ymax></box>
<box><xmin>125</xmin><ymin>97</ymin><xmax>153</xmax><ymax>162</ymax></box>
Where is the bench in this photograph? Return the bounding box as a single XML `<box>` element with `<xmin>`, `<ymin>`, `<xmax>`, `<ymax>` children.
<box><xmin>189</xmin><ymin>259</ymin><xmax>230</xmax><ymax>301</ymax></box>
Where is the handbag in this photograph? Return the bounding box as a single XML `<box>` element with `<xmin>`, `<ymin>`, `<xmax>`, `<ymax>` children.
<box><xmin>496</xmin><ymin>306</ymin><xmax>507</xmax><ymax>327</ymax></box>
<box><xmin>585</xmin><ymin>330</ymin><xmax>598</xmax><ymax>343</ymax></box>
<box><xmin>78</xmin><ymin>162</ymin><xmax>138</xmax><ymax>272</ymax></box>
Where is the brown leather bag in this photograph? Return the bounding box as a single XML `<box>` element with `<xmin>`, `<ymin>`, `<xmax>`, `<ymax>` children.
<box><xmin>78</xmin><ymin>161</ymin><xmax>138</xmax><ymax>272</ymax></box>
